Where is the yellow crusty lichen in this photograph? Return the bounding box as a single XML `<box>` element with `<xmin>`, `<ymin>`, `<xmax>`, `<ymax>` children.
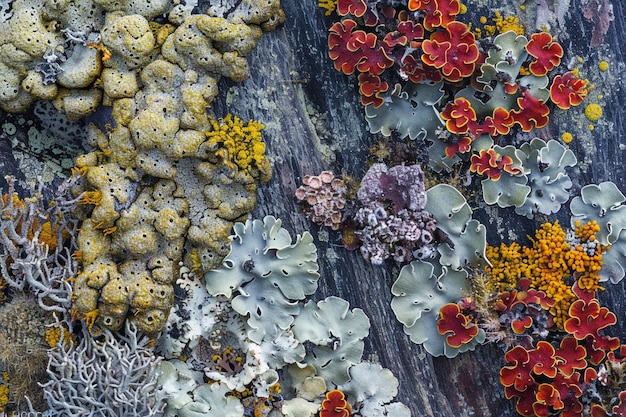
<box><xmin>205</xmin><ymin>114</ymin><xmax>272</xmax><ymax>183</ymax></box>
<box><xmin>483</xmin><ymin>11</ymin><xmax>525</xmax><ymax>37</ymax></box>
<box><xmin>45</xmin><ymin>323</ymin><xmax>73</xmax><ymax>348</ymax></box>
<box><xmin>0</xmin><ymin>373</ymin><xmax>8</xmax><ymax>412</ymax></box>
<box><xmin>318</xmin><ymin>0</ymin><xmax>337</xmax><ymax>16</ymax></box>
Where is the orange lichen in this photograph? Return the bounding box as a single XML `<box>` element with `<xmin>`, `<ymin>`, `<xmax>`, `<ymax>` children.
<box><xmin>1</xmin><ymin>193</ymin><xmax>64</xmax><ymax>253</ymax></box>
<box><xmin>45</xmin><ymin>323</ymin><xmax>73</xmax><ymax>348</ymax></box>
<box><xmin>485</xmin><ymin>242</ymin><xmax>530</xmax><ymax>292</ymax></box>
<box><xmin>525</xmin><ymin>221</ymin><xmax>576</xmax><ymax>329</ymax></box>
<box><xmin>485</xmin><ymin>221</ymin><xmax>606</xmax><ymax>329</ymax></box>
<box><xmin>80</xmin><ymin>190</ymin><xmax>103</xmax><ymax>206</ymax></box>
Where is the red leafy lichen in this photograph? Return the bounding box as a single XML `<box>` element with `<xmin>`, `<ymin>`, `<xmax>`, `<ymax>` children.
<box><xmin>470</xmin><ymin>148</ymin><xmax>522</xmax><ymax>181</ymax></box>
<box><xmin>321</xmin><ymin>390</ymin><xmax>352</xmax><ymax>417</ymax></box>
<box><xmin>549</xmin><ymin>71</ymin><xmax>588</xmax><ymax>110</ymax></box>
<box><xmin>526</xmin><ymin>32</ymin><xmax>564</xmax><ymax>76</ymax></box>
<box><xmin>358</xmin><ymin>73</ymin><xmax>389</xmax><ymax>108</ymax></box>
<box><xmin>612</xmin><ymin>391</ymin><xmax>626</xmax><ymax>416</ymax></box>
<box><xmin>511</xmin><ymin>92</ymin><xmax>550</xmax><ymax>131</ymax></box>
<box><xmin>564</xmin><ymin>298</ymin><xmax>617</xmax><ymax>341</ymax></box>
<box><xmin>400</xmin><ymin>54</ymin><xmax>443</xmax><ymax>83</ymax></box>
<box><xmin>421</xmin><ymin>21</ymin><xmax>480</xmax><ymax>82</ymax></box>
<box><xmin>407</xmin><ymin>0</ymin><xmax>461</xmax><ymax>30</ymax></box>
<box><xmin>397</xmin><ymin>11</ymin><xmax>425</xmax><ymax>48</ymax></box>
<box><xmin>484</xmin><ymin>107</ymin><xmax>516</xmax><ymax>136</ymax></box>
<box><xmin>550</xmin><ymin>373</ymin><xmax>584</xmax><ymax>416</ymax></box>
<box><xmin>328</xmin><ymin>19</ymin><xmax>394</xmax><ymax>76</ymax></box>
<box><xmin>437</xmin><ymin>303</ymin><xmax>479</xmax><ymax>347</ymax></box>
<box><xmin>440</xmin><ymin>97</ymin><xmax>476</xmax><ymax>135</ymax></box>
<box><xmin>555</xmin><ymin>337</ymin><xmax>587</xmax><ymax>378</ymax></box>
<box><xmin>564</xmin><ymin>298</ymin><xmax>620</xmax><ymax>364</ymax></box>
<box><xmin>533</xmin><ymin>383</ymin><xmax>564</xmax><ymax>416</ymax></box>
<box><xmin>337</xmin><ymin>0</ymin><xmax>367</xmax><ymax>17</ymax></box>
<box><xmin>441</xmin><ymin>99</ymin><xmax>515</xmax><ymax>139</ymax></box>
<box><xmin>444</xmin><ymin>136</ymin><xmax>472</xmax><ymax>158</ymax></box>
<box><xmin>501</xmin><ymin>345</ymin><xmax>537</xmax><ymax>392</ymax></box>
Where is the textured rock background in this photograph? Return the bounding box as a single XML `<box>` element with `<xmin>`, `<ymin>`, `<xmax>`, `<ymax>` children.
<box><xmin>0</xmin><ymin>0</ymin><xmax>624</xmax><ymax>415</ymax></box>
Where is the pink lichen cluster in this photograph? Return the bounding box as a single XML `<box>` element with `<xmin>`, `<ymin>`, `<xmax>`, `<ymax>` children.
<box><xmin>295</xmin><ymin>171</ymin><xmax>347</xmax><ymax>230</ymax></box>
<box><xmin>354</xmin><ymin>163</ymin><xmax>436</xmax><ymax>264</ymax></box>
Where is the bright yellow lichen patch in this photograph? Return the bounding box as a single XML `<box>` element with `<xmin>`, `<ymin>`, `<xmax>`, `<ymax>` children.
<box><xmin>484</xmin><ymin>11</ymin><xmax>525</xmax><ymax>37</ymax></box>
<box><xmin>585</xmin><ymin>103</ymin><xmax>603</xmax><ymax>122</ymax></box>
<box><xmin>561</xmin><ymin>132</ymin><xmax>573</xmax><ymax>143</ymax></box>
<box><xmin>205</xmin><ymin>114</ymin><xmax>272</xmax><ymax>182</ymax></box>
<box><xmin>318</xmin><ymin>0</ymin><xmax>337</xmax><ymax>16</ymax></box>
<box><xmin>525</xmin><ymin>221</ymin><xmax>577</xmax><ymax>328</ymax></box>
<box><xmin>598</xmin><ymin>60</ymin><xmax>609</xmax><ymax>72</ymax></box>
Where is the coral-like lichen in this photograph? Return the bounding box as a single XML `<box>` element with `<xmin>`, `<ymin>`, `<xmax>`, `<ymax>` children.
<box><xmin>295</xmin><ymin>171</ymin><xmax>347</xmax><ymax>230</ymax></box>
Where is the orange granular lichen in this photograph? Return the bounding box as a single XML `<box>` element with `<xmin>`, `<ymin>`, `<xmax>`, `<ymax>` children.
<box><xmin>483</xmin><ymin>11</ymin><xmax>525</xmax><ymax>37</ymax></box>
<box><xmin>484</xmin><ymin>221</ymin><xmax>606</xmax><ymax>329</ymax></box>
<box><xmin>485</xmin><ymin>242</ymin><xmax>530</xmax><ymax>292</ymax></box>
<box><xmin>525</xmin><ymin>221</ymin><xmax>575</xmax><ymax>329</ymax></box>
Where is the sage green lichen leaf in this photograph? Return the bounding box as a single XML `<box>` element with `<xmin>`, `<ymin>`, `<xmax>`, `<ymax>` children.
<box><xmin>365</xmin><ymin>81</ymin><xmax>445</xmax><ymax>140</ymax></box>
<box><xmin>391</xmin><ymin>261</ymin><xmax>468</xmax><ymax>328</ymax></box>
<box><xmin>391</xmin><ymin>260</ymin><xmax>480</xmax><ymax>357</ymax></box>
<box><xmin>166</xmin><ymin>382</ymin><xmax>244</xmax><ymax>417</ymax></box>
<box><xmin>438</xmin><ymin>219</ymin><xmax>487</xmax><ymax>271</ymax></box>
<box><xmin>256</xmin><ymin>329</ymin><xmax>306</xmax><ymax>369</ymax></box>
<box><xmin>599</xmin><ymin>229</ymin><xmax>626</xmax><ymax>283</ymax></box>
<box><xmin>337</xmin><ymin>362</ymin><xmax>410</xmax><ymax>417</ymax></box>
<box><xmin>158</xmin><ymin>360</ymin><xmax>203</xmax><ymax>409</ymax></box>
<box><xmin>425</xmin><ymin>184</ymin><xmax>487</xmax><ymax>269</ymax></box>
<box><xmin>515</xmin><ymin>139</ymin><xmax>576</xmax><ymax>218</ymax></box>
<box><xmin>293</xmin><ymin>296</ymin><xmax>370</xmax><ymax>385</ymax></box>
<box><xmin>570</xmin><ymin>181</ymin><xmax>626</xmax><ymax>246</ymax></box>
<box><xmin>456</xmin><ymin>82</ymin><xmax>517</xmax><ymax>119</ymax></box>
<box><xmin>480</xmin><ymin>31</ymin><xmax>529</xmax><ymax>84</ymax></box>
<box><xmin>204</xmin><ymin>215</ymin><xmax>319</xmax><ymax>300</ymax></box>
<box><xmin>482</xmin><ymin>175</ymin><xmax>530</xmax><ymax>208</ymax></box>
<box><xmin>427</xmin><ymin>137</ymin><xmax>461</xmax><ymax>172</ymax></box>
<box><xmin>481</xmin><ymin>145</ymin><xmax>530</xmax><ymax>208</ymax></box>
<box><xmin>231</xmin><ymin>279</ymin><xmax>300</xmax><ymax>343</ymax></box>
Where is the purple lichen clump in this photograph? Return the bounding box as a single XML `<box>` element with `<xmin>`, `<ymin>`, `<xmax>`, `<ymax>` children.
<box><xmin>355</xmin><ymin>163</ymin><xmax>436</xmax><ymax>264</ymax></box>
<box><xmin>295</xmin><ymin>171</ymin><xmax>347</xmax><ymax>230</ymax></box>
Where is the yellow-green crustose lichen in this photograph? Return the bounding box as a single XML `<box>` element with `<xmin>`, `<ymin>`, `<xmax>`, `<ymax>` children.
<box><xmin>0</xmin><ymin>0</ymin><xmax>284</xmax><ymax>334</ymax></box>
